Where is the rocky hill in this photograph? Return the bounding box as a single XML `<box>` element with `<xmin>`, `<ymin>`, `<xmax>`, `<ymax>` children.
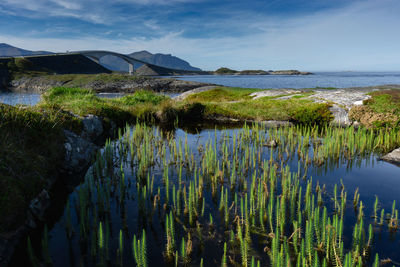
<box><xmin>0</xmin><ymin>43</ymin><xmax>52</xmax><ymax>57</ymax></box>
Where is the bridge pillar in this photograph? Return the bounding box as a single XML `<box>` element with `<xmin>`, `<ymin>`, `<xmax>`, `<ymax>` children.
<box><xmin>128</xmin><ymin>63</ymin><xmax>134</xmax><ymax>75</ymax></box>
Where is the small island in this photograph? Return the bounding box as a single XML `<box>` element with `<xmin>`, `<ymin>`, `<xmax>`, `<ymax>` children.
<box><xmin>214</xmin><ymin>67</ymin><xmax>313</xmax><ymax>75</ymax></box>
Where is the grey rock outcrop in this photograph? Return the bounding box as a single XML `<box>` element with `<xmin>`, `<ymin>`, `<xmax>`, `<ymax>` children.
<box><xmin>10</xmin><ymin>76</ymin><xmax>211</xmax><ymax>94</ymax></box>
<box><xmin>173</xmin><ymin>86</ymin><xmax>217</xmax><ymax>101</ymax></box>
<box><xmin>382</xmin><ymin>148</ymin><xmax>400</xmax><ymax>165</ymax></box>
<box><xmin>63</xmin><ymin>129</ymin><xmax>98</xmax><ymax>174</ymax></box>
<box><xmin>82</xmin><ymin>115</ymin><xmax>103</xmax><ymax>140</ymax></box>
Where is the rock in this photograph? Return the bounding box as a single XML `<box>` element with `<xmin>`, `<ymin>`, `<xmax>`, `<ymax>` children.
<box><xmin>266</xmin><ymin>139</ymin><xmax>278</xmax><ymax>147</ymax></box>
<box><xmin>8</xmin><ymin>75</ymin><xmax>213</xmax><ymax>94</ymax></box>
<box><xmin>269</xmin><ymin>70</ymin><xmax>313</xmax><ymax>75</ymax></box>
<box><xmin>381</xmin><ymin>148</ymin><xmax>400</xmax><ymax>165</ymax></box>
<box><xmin>82</xmin><ymin>115</ymin><xmax>103</xmax><ymax>140</ymax></box>
<box><xmin>63</xmin><ymin>130</ymin><xmax>98</xmax><ymax>174</ymax></box>
<box><xmin>173</xmin><ymin>86</ymin><xmax>217</xmax><ymax>101</ymax></box>
<box><xmin>29</xmin><ymin>189</ymin><xmax>50</xmax><ymax>221</ymax></box>
<box><xmin>250</xmin><ymin>89</ymin><xmax>299</xmax><ymax>99</ymax></box>
<box><xmin>329</xmin><ymin>105</ymin><xmax>351</xmax><ymax>126</ymax></box>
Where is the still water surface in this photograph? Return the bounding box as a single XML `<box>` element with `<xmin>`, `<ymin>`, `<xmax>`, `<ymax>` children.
<box><xmin>174</xmin><ymin>72</ymin><xmax>400</xmax><ymax>89</ymax></box>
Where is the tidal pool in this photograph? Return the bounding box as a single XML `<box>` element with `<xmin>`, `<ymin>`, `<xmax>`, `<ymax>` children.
<box><xmin>12</xmin><ymin>124</ymin><xmax>400</xmax><ymax>267</ymax></box>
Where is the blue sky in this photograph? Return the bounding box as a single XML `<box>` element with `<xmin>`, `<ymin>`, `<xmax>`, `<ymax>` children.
<box><xmin>0</xmin><ymin>0</ymin><xmax>399</xmax><ymax>71</ymax></box>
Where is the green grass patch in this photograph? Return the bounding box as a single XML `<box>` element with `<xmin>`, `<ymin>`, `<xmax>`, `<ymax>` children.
<box><xmin>366</xmin><ymin>89</ymin><xmax>400</xmax><ymax>115</ymax></box>
<box><xmin>0</xmin><ymin>104</ymin><xmax>82</xmax><ymax>232</ymax></box>
<box><xmin>349</xmin><ymin>89</ymin><xmax>400</xmax><ymax>128</ymax></box>
<box><xmin>39</xmin><ymin>87</ymin><xmax>169</xmax><ymax>125</ymax></box>
<box><xmin>198</xmin><ymin>97</ymin><xmax>332</xmax><ymax>124</ymax></box>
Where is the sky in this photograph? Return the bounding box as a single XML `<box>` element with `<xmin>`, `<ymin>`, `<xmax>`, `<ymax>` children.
<box><xmin>0</xmin><ymin>0</ymin><xmax>399</xmax><ymax>71</ymax></box>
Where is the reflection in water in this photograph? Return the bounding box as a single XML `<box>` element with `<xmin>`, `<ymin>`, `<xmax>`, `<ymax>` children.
<box><xmin>0</xmin><ymin>92</ymin><xmax>41</xmax><ymax>106</ymax></box>
<box><xmin>10</xmin><ymin>124</ymin><xmax>400</xmax><ymax>267</ymax></box>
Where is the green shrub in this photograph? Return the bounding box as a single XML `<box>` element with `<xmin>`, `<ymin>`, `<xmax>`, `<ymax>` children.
<box><xmin>177</xmin><ymin>102</ymin><xmax>206</xmax><ymax>122</ymax></box>
<box><xmin>120</xmin><ymin>90</ymin><xmax>166</xmax><ymax>105</ymax></box>
<box><xmin>289</xmin><ymin>103</ymin><xmax>333</xmax><ymax>125</ymax></box>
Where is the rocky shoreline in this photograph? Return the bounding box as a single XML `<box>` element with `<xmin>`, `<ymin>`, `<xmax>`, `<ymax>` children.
<box><xmin>7</xmin><ymin>75</ymin><xmax>213</xmax><ymax>94</ymax></box>
<box><xmin>0</xmin><ymin>113</ymin><xmax>117</xmax><ymax>266</ymax></box>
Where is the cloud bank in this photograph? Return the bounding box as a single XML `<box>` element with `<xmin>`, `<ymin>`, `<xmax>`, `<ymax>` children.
<box><xmin>0</xmin><ymin>0</ymin><xmax>399</xmax><ymax>70</ymax></box>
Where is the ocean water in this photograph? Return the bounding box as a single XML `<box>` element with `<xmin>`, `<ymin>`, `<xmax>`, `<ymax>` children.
<box><xmin>1</xmin><ymin>72</ymin><xmax>399</xmax><ymax>107</ymax></box>
<box><xmin>173</xmin><ymin>71</ymin><xmax>400</xmax><ymax>89</ymax></box>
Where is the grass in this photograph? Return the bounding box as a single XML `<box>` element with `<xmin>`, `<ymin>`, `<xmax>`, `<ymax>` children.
<box><xmin>39</xmin><ymin>87</ymin><xmax>168</xmax><ymax>125</ymax></box>
<box><xmin>349</xmin><ymin>89</ymin><xmax>400</xmax><ymax>128</ymax></box>
<box><xmin>0</xmin><ymin>104</ymin><xmax>82</xmax><ymax>232</ymax></box>
<box><xmin>366</xmin><ymin>89</ymin><xmax>400</xmax><ymax>115</ymax></box>
<box><xmin>182</xmin><ymin>87</ymin><xmax>332</xmax><ymax>124</ymax></box>
<box><xmin>28</xmin><ymin>122</ymin><xmax>400</xmax><ymax>266</ymax></box>
<box><xmin>39</xmin><ymin>86</ymin><xmax>334</xmax><ymax>126</ymax></box>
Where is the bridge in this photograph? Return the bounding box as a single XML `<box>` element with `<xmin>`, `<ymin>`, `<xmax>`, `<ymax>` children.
<box><xmin>1</xmin><ymin>50</ymin><xmax>204</xmax><ymax>75</ymax></box>
<box><xmin>75</xmin><ymin>50</ymin><xmax>152</xmax><ymax>75</ymax></box>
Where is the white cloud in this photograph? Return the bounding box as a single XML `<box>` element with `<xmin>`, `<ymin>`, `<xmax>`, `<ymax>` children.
<box><xmin>0</xmin><ymin>0</ymin><xmax>399</xmax><ymax>70</ymax></box>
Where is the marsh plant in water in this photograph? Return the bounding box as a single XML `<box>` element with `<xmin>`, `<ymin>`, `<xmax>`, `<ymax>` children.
<box><xmin>28</xmin><ymin>123</ymin><xmax>400</xmax><ymax>266</ymax></box>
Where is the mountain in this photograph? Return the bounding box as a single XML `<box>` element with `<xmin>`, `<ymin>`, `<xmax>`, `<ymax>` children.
<box><xmin>0</xmin><ymin>43</ymin><xmax>201</xmax><ymax>72</ymax></box>
<box><xmin>130</xmin><ymin>51</ymin><xmax>201</xmax><ymax>71</ymax></box>
<box><xmin>99</xmin><ymin>50</ymin><xmax>201</xmax><ymax>72</ymax></box>
<box><xmin>0</xmin><ymin>43</ymin><xmax>52</xmax><ymax>57</ymax></box>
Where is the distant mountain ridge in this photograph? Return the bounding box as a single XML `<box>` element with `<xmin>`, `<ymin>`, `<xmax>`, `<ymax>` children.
<box><xmin>0</xmin><ymin>43</ymin><xmax>52</xmax><ymax>57</ymax></box>
<box><xmin>130</xmin><ymin>51</ymin><xmax>201</xmax><ymax>71</ymax></box>
<box><xmin>0</xmin><ymin>43</ymin><xmax>201</xmax><ymax>72</ymax></box>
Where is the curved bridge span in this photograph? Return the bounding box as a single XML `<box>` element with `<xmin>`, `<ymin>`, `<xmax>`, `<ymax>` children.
<box><xmin>74</xmin><ymin>50</ymin><xmax>151</xmax><ymax>74</ymax></box>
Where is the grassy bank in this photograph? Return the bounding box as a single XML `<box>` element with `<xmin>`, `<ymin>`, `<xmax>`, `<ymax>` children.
<box><xmin>349</xmin><ymin>89</ymin><xmax>400</xmax><ymax>128</ymax></box>
<box><xmin>38</xmin><ymin>86</ymin><xmax>333</xmax><ymax>125</ymax></box>
<box><xmin>0</xmin><ymin>104</ymin><xmax>81</xmax><ymax>232</ymax></box>
<box><xmin>179</xmin><ymin>87</ymin><xmax>332</xmax><ymax>124</ymax></box>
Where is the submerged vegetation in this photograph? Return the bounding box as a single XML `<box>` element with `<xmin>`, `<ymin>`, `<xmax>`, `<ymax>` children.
<box><xmin>25</xmin><ymin>122</ymin><xmax>400</xmax><ymax>266</ymax></box>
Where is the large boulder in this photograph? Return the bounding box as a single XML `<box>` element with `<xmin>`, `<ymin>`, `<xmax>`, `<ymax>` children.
<box><xmin>382</xmin><ymin>148</ymin><xmax>400</xmax><ymax>166</ymax></box>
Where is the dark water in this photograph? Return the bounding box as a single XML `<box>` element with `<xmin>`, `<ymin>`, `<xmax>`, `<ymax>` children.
<box><xmin>11</xmin><ymin>125</ymin><xmax>400</xmax><ymax>267</ymax></box>
<box><xmin>173</xmin><ymin>72</ymin><xmax>400</xmax><ymax>89</ymax></box>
